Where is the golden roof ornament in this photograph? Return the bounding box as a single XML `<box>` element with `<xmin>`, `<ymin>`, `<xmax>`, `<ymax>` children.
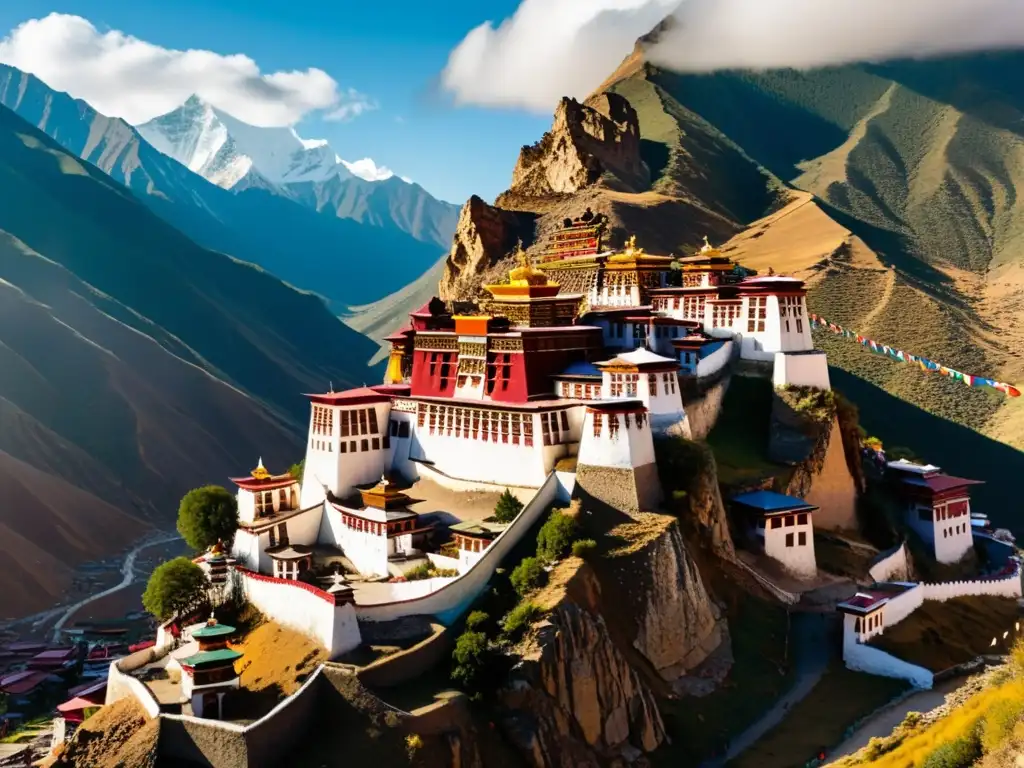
<box><xmin>508</xmin><ymin>241</ymin><xmax>548</xmax><ymax>286</ymax></box>
<box><xmin>700</xmin><ymin>235</ymin><xmax>721</xmax><ymax>256</ymax></box>
<box><xmin>251</xmin><ymin>457</ymin><xmax>271</xmax><ymax>480</ymax></box>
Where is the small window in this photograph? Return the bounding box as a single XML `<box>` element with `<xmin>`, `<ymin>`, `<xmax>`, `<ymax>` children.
<box><xmin>785</xmin><ymin>533</ymin><xmax>794</xmax><ymax>547</ymax></box>
<box><xmin>340</xmin><ymin>442</ymin><xmax>347</xmax><ymax>453</ymax></box>
<box><xmin>785</xmin><ymin>516</ymin><xmax>796</xmax><ymax>527</ymax></box>
<box><xmin>372</xmin><ymin>437</ymin><xmax>380</xmax><ymax>450</ymax></box>
<box><xmin>361</xmin><ymin>439</ymin><xmax>370</xmax><ymax>452</ymax></box>
<box><xmin>399</xmin><ymin>421</ymin><xmax>410</xmax><ymax>438</ymax></box>
<box><xmin>797</xmin><ymin>513</ymin><xmax>808</xmax><ymax>526</ymax></box>
<box><xmin>268</xmin><ymin>527</ymin><xmax>276</xmax><ymax>547</ymax></box>
<box><xmin>798</xmin><ymin>531</ymin><xmax>807</xmax><ymax>546</ymax></box>
<box><xmin>770</xmin><ymin>517</ymin><xmax>782</xmax><ymax>530</ymax></box>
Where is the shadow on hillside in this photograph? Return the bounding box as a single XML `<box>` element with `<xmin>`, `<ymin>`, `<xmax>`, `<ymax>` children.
<box><xmin>831</xmin><ymin>368</ymin><xmax>1024</xmax><ymax>536</ymax></box>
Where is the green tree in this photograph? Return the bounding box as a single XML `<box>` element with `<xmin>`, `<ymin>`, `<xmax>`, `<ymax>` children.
<box><xmin>177</xmin><ymin>485</ymin><xmax>239</xmax><ymax>551</ymax></box>
<box><xmin>465</xmin><ymin>610</ymin><xmax>489</xmax><ymax>631</ymax></box>
<box><xmin>510</xmin><ymin>557</ymin><xmax>546</xmax><ymax>597</ymax></box>
<box><xmin>537</xmin><ymin>510</ymin><xmax>578</xmax><ymax>563</ymax></box>
<box><xmin>451</xmin><ymin>630</ymin><xmax>489</xmax><ymax>694</ymax></box>
<box><xmin>142</xmin><ymin>558</ymin><xmax>210</xmax><ymax>620</ymax></box>
<box><xmin>289</xmin><ymin>459</ymin><xmax>305</xmax><ymax>480</ymax></box>
<box><xmin>493</xmin><ymin>489</ymin><xmax>524</xmax><ymax>523</ymax></box>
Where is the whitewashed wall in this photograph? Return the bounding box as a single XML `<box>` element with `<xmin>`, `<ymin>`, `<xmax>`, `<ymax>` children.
<box><xmin>357</xmin><ymin>576</ymin><xmax>458</xmax><ymax>604</ymax></box>
<box><xmin>763</xmin><ymin>519</ymin><xmax>816</xmax><ymax>579</ymax></box>
<box><xmin>772</xmin><ymin>351</ymin><xmax>831</xmax><ymax>390</ymax></box>
<box><xmin>238</xmin><ymin>569</ymin><xmax>361</xmax><ymax>658</ymax></box>
<box><xmin>106</xmin><ymin>649</ymin><xmax>163</xmax><ymax>717</ymax></box>
<box><xmin>578</xmin><ymin>411</ymin><xmax>656</xmax><ymax>469</ymax></box>
<box><xmin>696</xmin><ymin>341</ymin><xmax>733</xmax><ymax>379</ymax></box>
<box><xmin>555</xmin><ymin>471</ymin><xmax>576</xmax><ymax>502</ymax></box>
<box><xmin>426</xmin><ymin>553</ymin><xmax>461</xmax><ymax>572</ymax></box>
<box><xmin>921</xmin><ymin>570</ymin><xmax>1023</xmax><ymax>602</ymax></box>
<box><xmin>869</xmin><ymin>543</ymin><xmax>911</xmax><ymax>583</ymax></box>
<box><xmin>410</xmin><ymin>460</ymin><xmax>538</xmax><ymax>500</ymax></box>
<box><xmin>356</xmin><ymin>472</ymin><xmax>560</xmax><ymax>625</ymax></box>
<box><xmin>843</xmin><ymin>634</ymin><xmax>933</xmax><ymax>689</ymax></box>
<box><xmin>883</xmin><ymin>583</ymin><xmax>925</xmax><ymax>627</ymax></box>
<box><xmin>317</xmin><ymin>504</ymin><xmax>389</xmax><ymax>577</ymax></box>
<box><xmin>408</xmin><ymin>427</ymin><xmax>554</xmax><ymax>488</ymax></box>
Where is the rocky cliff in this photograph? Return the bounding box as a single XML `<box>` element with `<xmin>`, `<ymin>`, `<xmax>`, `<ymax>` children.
<box><xmin>500</xmin><ymin>514</ymin><xmax>728</xmax><ymax>767</ymax></box>
<box><xmin>499</xmin><ymin>94</ymin><xmax>649</xmax><ymax>206</ymax></box>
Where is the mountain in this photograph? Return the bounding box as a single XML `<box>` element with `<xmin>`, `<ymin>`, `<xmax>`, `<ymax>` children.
<box><xmin>0</xmin><ymin>66</ymin><xmax>450</xmax><ymax>309</ymax></box>
<box><xmin>0</xmin><ymin>101</ymin><xmax>380</xmax><ymax>618</ymax></box>
<box><xmin>137</xmin><ymin>95</ymin><xmax>460</xmax><ymax>250</ymax></box>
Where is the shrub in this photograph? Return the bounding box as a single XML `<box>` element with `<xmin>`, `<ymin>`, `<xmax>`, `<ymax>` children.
<box><xmin>143</xmin><ymin>558</ymin><xmax>209</xmax><ymax>620</ymax></box>
<box><xmin>510</xmin><ymin>557</ymin><xmax>546</xmax><ymax>597</ymax></box>
<box><xmin>920</xmin><ymin>728</ymin><xmax>981</xmax><ymax>768</ymax></box>
<box><xmin>502</xmin><ymin>602</ymin><xmax>541</xmax><ymax>637</ymax></box>
<box><xmin>434</xmin><ymin>567</ymin><xmax>458</xmax><ymax>578</ymax></box>
<box><xmin>404</xmin><ymin>563</ymin><xmax>434</xmax><ymax>581</ymax></box>
<box><xmin>1010</xmin><ymin>637</ymin><xmax>1024</xmax><ymax>678</ymax></box>
<box><xmin>451</xmin><ymin>630</ymin><xmax>489</xmax><ymax>693</ymax></box>
<box><xmin>289</xmin><ymin>459</ymin><xmax>305</xmax><ymax>480</ymax></box>
<box><xmin>537</xmin><ymin>509</ymin><xmax>578</xmax><ymax>563</ymax></box>
<box><xmin>981</xmin><ymin>697</ymin><xmax>1024</xmax><ymax>753</ymax></box>
<box><xmin>466</xmin><ymin>610</ymin><xmax>489</xmax><ymax>631</ymax></box>
<box><xmin>493</xmin><ymin>489</ymin><xmax>524</xmax><ymax>523</ymax></box>
<box><xmin>572</xmin><ymin>539</ymin><xmax>598</xmax><ymax>558</ymax></box>
<box><xmin>177</xmin><ymin>485</ymin><xmax>239</xmax><ymax>551</ymax></box>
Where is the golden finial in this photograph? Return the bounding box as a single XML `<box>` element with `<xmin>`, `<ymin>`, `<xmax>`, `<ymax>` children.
<box><xmin>251</xmin><ymin>457</ymin><xmax>270</xmax><ymax>480</ymax></box>
<box><xmin>509</xmin><ymin>242</ymin><xmax>547</xmax><ymax>286</ymax></box>
<box><xmin>612</xmin><ymin>234</ymin><xmax>643</xmax><ymax>262</ymax></box>
<box><xmin>701</xmin><ymin>235</ymin><xmax>719</xmax><ymax>255</ymax></box>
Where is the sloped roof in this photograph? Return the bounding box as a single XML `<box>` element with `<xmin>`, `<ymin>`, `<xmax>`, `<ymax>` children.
<box><xmin>598</xmin><ymin>348</ymin><xmax>678</xmax><ymax>368</ymax></box>
<box><xmin>731</xmin><ymin>490</ymin><xmax>817</xmax><ymax>515</ymax></box>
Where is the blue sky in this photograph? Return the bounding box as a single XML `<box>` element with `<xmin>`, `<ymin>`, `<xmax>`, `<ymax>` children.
<box><xmin>0</xmin><ymin>0</ymin><xmax>554</xmax><ymax>204</ymax></box>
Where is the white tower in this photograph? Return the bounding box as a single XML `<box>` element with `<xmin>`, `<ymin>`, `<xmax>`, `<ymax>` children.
<box><xmin>300</xmin><ymin>388</ymin><xmax>394</xmax><ymax>507</ymax></box>
<box><xmin>575</xmin><ymin>400</ymin><xmax>663</xmax><ymax>516</ymax></box>
<box><xmin>596</xmin><ymin>349</ymin><xmax>690</xmax><ymax>438</ymax></box>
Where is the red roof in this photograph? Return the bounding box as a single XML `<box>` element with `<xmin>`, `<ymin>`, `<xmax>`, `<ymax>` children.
<box><xmin>383</xmin><ymin>325</ymin><xmax>413</xmax><ymax>342</ymax></box>
<box><xmin>0</xmin><ymin>669</ymin><xmax>52</xmax><ymax>695</ymax></box>
<box><xmin>305</xmin><ymin>387</ymin><xmax>394</xmax><ymax>406</ymax></box>
<box><xmin>837</xmin><ymin>592</ymin><xmax>888</xmax><ymax>614</ymax></box>
<box><xmin>58</xmin><ymin>681</ymin><xmax>106</xmax><ymax>713</ymax></box>
<box><xmin>230</xmin><ymin>474</ymin><xmax>296</xmax><ymax>492</ymax></box>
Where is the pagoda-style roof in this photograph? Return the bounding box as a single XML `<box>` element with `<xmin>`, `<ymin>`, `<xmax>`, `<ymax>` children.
<box><xmin>449</xmin><ymin>520</ymin><xmax>508</xmax><ymax>539</ymax></box>
<box><xmin>180</xmin><ymin>648</ymin><xmax>243</xmax><ymax>668</ymax></box>
<box><xmin>359</xmin><ymin>476</ymin><xmax>413</xmax><ymax>511</ymax></box>
<box><xmin>192</xmin><ymin>620</ymin><xmax>236</xmax><ymax>640</ymax></box>
<box><xmin>305</xmin><ymin>386</ymin><xmax>393</xmax><ymax>406</ymax></box>
<box><xmin>266</xmin><ymin>544</ymin><xmax>313</xmax><ymax>561</ymax></box>
<box><xmin>597</xmin><ymin>348</ymin><xmax>680</xmax><ymax>371</ymax></box>
<box><xmin>231</xmin><ymin>458</ymin><xmax>296</xmax><ymax>491</ymax></box>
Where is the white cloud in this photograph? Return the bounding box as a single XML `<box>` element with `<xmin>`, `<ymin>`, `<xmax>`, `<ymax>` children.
<box><xmin>647</xmin><ymin>0</ymin><xmax>1024</xmax><ymax>72</ymax></box>
<box><xmin>342</xmin><ymin>157</ymin><xmax>395</xmax><ymax>182</ymax></box>
<box><xmin>442</xmin><ymin>0</ymin><xmax>1024</xmax><ymax>113</ymax></box>
<box><xmin>441</xmin><ymin>0</ymin><xmax>679</xmax><ymax>112</ymax></box>
<box><xmin>0</xmin><ymin>13</ymin><xmax>372</xmax><ymax>127</ymax></box>
<box><xmin>324</xmin><ymin>88</ymin><xmax>378</xmax><ymax>122</ymax></box>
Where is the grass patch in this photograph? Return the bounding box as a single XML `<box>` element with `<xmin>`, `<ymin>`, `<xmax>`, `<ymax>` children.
<box><xmin>870</xmin><ymin>596</ymin><xmax>1021</xmax><ymax>672</ymax></box>
<box><xmin>654</xmin><ymin>587</ymin><xmax>792</xmax><ymax>765</ymax></box>
<box><xmin>729</xmin><ymin>664</ymin><xmax>908</xmax><ymax>768</ymax></box>
<box><xmin>706</xmin><ymin>375</ymin><xmax>788</xmax><ymax>486</ymax></box>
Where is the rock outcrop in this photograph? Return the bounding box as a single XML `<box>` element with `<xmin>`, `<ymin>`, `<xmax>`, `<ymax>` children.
<box><xmin>439</xmin><ymin>195</ymin><xmax>533</xmax><ymax>301</ymax></box>
<box><xmin>500</xmin><ymin>597</ymin><xmax>666</xmax><ymax>767</ymax></box>
<box><xmin>499</xmin><ymin>94</ymin><xmax>649</xmax><ymax>205</ymax></box>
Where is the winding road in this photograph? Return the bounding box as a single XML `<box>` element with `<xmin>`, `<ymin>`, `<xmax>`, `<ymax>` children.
<box><xmin>702</xmin><ymin>612</ymin><xmax>834</xmax><ymax>768</ymax></box>
<box><xmin>50</xmin><ymin>532</ymin><xmax>183</xmax><ymax>643</ymax></box>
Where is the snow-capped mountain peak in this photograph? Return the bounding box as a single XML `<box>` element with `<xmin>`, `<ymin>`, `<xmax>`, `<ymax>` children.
<box><xmin>136</xmin><ymin>95</ymin><xmax>397</xmax><ymax>189</ymax></box>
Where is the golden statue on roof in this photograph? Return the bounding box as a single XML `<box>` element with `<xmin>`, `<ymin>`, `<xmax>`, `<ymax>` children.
<box><xmin>251</xmin><ymin>457</ymin><xmax>271</xmax><ymax>480</ymax></box>
<box><xmin>508</xmin><ymin>240</ymin><xmax>548</xmax><ymax>286</ymax></box>
<box><xmin>700</xmin><ymin>235</ymin><xmax>721</xmax><ymax>255</ymax></box>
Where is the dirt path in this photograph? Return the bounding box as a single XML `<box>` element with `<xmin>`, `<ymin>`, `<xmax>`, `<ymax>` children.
<box><xmin>825</xmin><ymin>677</ymin><xmax>964</xmax><ymax>762</ymax></box>
<box><xmin>50</xmin><ymin>532</ymin><xmax>182</xmax><ymax>642</ymax></box>
<box><xmin>858</xmin><ymin>265</ymin><xmax>897</xmax><ymax>335</ymax></box>
<box><xmin>703</xmin><ymin>613</ymin><xmax>833</xmax><ymax>767</ymax></box>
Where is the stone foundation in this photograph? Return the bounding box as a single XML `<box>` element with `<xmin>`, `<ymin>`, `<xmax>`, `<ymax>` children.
<box><xmin>574</xmin><ymin>462</ymin><xmax>663</xmax><ymax>518</ymax></box>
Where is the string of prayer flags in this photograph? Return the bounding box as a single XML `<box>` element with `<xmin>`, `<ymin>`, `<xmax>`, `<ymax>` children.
<box><xmin>808</xmin><ymin>313</ymin><xmax>1021</xmax><ymax>398</ymax></box>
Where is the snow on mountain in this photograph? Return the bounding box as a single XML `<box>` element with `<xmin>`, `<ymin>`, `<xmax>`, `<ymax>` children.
<box><xmin>136</xmin><ymin>95</ymin><xmax>398</xmax><ymax>189</ymax></box>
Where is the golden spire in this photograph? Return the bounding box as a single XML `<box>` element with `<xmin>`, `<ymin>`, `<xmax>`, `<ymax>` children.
<box><xmin>508</xmin><ymin>241</ymin><xmax>548</xmax><ymax>286</ymax></box>
<box><xmin>251</xmin><ymin>457</ymin><xmax>270</xmax><ymax>480</ymax></box>
<box><xmin>611</xmin><ymin>234</ymin><xmax>644</xmax><ymax>262</ymax></box>
<box><xmin>700</xmin><ymin>235</ymin><xmax>720</xmax><ymax>255</ymax></box>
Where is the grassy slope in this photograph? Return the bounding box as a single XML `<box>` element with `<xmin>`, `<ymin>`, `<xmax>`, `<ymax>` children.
<box><xmin>0</xmin><ymin>104</ymin><xmax>378</xmax><ymax>616</ymax></box>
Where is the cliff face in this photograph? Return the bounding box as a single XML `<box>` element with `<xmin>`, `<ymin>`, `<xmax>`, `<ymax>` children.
<box><xmin>439</xmin><ymin>196</ymin><xmax>534</xmax><ymax>301</ymax></box>
<box><xmin>500</xmin><ymin>94</ymin><xmax>649</xmax><ymax>204</ymax></box>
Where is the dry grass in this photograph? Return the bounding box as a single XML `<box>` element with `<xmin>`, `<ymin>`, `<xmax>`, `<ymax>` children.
<box><xmin>52</xmin><ymin>698</ymin><xmax>157</xmax><ymax>768</ymax></box>
<box><xmin>225</xmin><ymin>619</ymin><xmax>328</xmax><ymax>720</ymax></box>
<box><xmin>605</xmin><ymin>512</ymin><xmax>675</xmax><ymax>557</ymax></box>
<box><xmin>870</xmin><ymin>596</ymin><xmax>1021</xmax><ymax>672</ymax></box>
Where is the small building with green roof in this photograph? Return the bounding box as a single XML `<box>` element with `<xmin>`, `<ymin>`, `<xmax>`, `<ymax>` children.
<box><xmin>179</xmin><ymin>615</ymin><xmax>243</xmax><ymax>719</ymax></box>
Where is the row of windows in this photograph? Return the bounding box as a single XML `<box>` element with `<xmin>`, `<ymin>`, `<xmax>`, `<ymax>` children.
<box><xmin>310</xmin><ymin>435</ymin><xmax>391</xmax><ymax>453</ymax></box>
<box><xmin>540</xmin><ymin>411</ymin><xmax>566</xmax><ymax>445</ymax></box>
<box><xmin>609</xmin><ymin>373</ymin><xmax>638</xmax><ymax>397</ymax></box>
<box><xmin>312</xmin><ymin>405</ymin><xmax>334</xmax><ymax>435</ymax></box>
<box><xmin>942</xmin><ymin>524</ymin><xmax>968</xmax><ymax>539</ymax></box>
<box><xmin>768</xmin><ymin>512</ymin><xmax>810</xmax><ymax>529</ymax></box>
<box><xmin>747</xmin><ymin>296</ymin><xmax>767</xmax><ymax>333</ymax></box>
<box><xmin>558</xmin><ymin>381</ymin><xmax>602</xmax><ymax>400</ymax></box>
<box><xmin>253</xmin><ymin>488</ymin><xmax>297</xmax><ymax>516</ymax></box>
<box><xmin>711</xmin><ymin>302</ymin><xmax>742</xmax><ymax>328</ymax></box>
<box><xmin>389</xmin><ymin>419</ymin><xmax>411</xmax><ymax>438</ymax></box>
<box><xmin>338</xmin><ymin>512</ymin><xmax>415</xmax><ymax>536</ymax></box>
<box><xmin>855</xmin><ymin>612</ymin><xmax>882</xmax><ymax>633</ymax></box>
<box><xmin>592</xmin><ymin>411</ymin><xmax>648</xmax><ymax>437</ymax></box>
<box><xmin>339</xmin><ymin>408</ymin><xmax>379</xmax><ymax>437</ymax></box>
<box><xmin>415</xmin><ymin>403</ymin><xmax>570</xmax><ymax>447</ymax></box>
<box><xmin>267</xmin><ymin>522</ymin><xmax>289</xmax><ymax>548</ymax></box>
<box><xmin>935</xmin><ymin>501</ymin><xmax>969</xmax><ymax>521</ymax></box>
<box><xmin>784</xmin><ymin>531</ymin><xmax>808</xmax><ymax>547</ymax></box>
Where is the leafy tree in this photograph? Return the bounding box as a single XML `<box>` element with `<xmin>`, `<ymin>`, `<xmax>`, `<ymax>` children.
<box><xmin>451</xmin><ymin>630</ymin><xmax>489</xmax><ymax>694</ymax></box>
<box><xmin>493</xmin><ymin>489</ymin><xmax>524</xmax><ymax>523</ymax></box>
<box><xmin>177</xmin><ymin>485</ymin><xmax>239</xmax><ymax>551</ymax></box>
<box><xmin>143</xmin><ymin>558</ymin><xmax>210</xmax><ymax>620</ymax></box>
<box><xmin>537</xmin><ymin>510</ymin><xmax>578</xmax><ymax>563</ymax></box>
<box><xmin>510</xmin><ymin>557</ymin><xmax>546</xmax><ymax>597</ymax></box>
<box><xmin>501</xmin><ymin>602</ymin><xmax>541</xmax><ymax>637</ymax></box>
<box><xmin>289</xmin><ymin>459</ymin><xmax>305</xmax><ymax>480</ymax></box>
<box><xmin>465</xmin><ymin>610</ymin><xmax>489</xmax><ymax>631</ymax></box>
